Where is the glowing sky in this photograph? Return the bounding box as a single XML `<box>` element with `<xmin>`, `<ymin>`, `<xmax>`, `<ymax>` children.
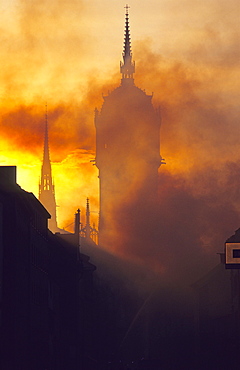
<box><xmin>0</xmin><ymin>0</ymin><xmax>239</xmax><ymax>273</ymax></box>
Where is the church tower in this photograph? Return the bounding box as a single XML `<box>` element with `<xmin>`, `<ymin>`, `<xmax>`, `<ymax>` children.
<box><xmin>39</xmin><ymin>106</ymin><xmax>58</xmax><ymax>233</ymax></box>
<box><xmin>95</xmin><ymin>5</ymin><xmax>164</xmax><ymax>246</ymax></box>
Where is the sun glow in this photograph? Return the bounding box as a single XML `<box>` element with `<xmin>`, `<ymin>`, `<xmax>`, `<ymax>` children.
<box><xmin>0</xmin><ymin>0</ymin><xmax>238</xmax><ymax>273</ymax></box>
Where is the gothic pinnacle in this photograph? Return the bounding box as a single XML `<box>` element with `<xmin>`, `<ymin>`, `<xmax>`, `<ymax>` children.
<box><xmin>120</xmin><ymin>4</ymin><xmax>135</xmax><ymax>81</ymax></box>
<box><xmin>43</xmin><ymin>103</ymin><xmax>51</xmax><ymax>168</ymax></box>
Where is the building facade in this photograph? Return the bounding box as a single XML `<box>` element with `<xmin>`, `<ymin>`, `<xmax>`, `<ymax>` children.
<box><xmin>95</xmin><ymin>7</ymin><xmax>164</xmax><ymax>246</ymax></box>
<box><xmin>192</xmin><ymin>230</ymin><xmax>240</xmax><ymax>369</ymax></box>
<box><xmin>0</xmin><ymin>166</ymin><xmax>96</xmax><ymax>370</ymax></box>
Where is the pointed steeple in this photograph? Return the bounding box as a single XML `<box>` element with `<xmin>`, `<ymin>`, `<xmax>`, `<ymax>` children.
<box><xmin>120</xmin><ymin>4</ymin><xmax>135</xmax><ymax>83</ymax></box>
<box><xmin>42</xmin><ymin>104</ymin><xmax>51</xmax><ymax>177</ymax></box>
<box><xmin>80</xmin><ymin>198</ymin><xmax>99</xmax><ymax>243</ymax></box>
<box><xmin>85</xmin><ymin>198</ymin><xmax>91</xmax><ymax>240</ymax></box>
<box><xmin>39</xmin><ymin>105</ymin><xmax>58</xmax><ymax>233</ymax></box>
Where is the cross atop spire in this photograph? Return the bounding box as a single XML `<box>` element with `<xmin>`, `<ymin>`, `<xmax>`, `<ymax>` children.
<box><xmin>124</xmin><ymin>4</ymin><xmax>130</xmax><ymax>14</ymax></box>
<box><xmin>120</xmin><ymin>4</ymin><xmax>135</xmax><ymax>83</ymax></box>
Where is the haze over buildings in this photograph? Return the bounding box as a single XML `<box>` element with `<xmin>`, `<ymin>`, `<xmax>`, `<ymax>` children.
<box><xmin>0</xmin><ymin>3</ymin><xmax>240</xmax><ymax>368</ymax></box>
<box><xmin>0</xmin><ymin>1</ymin><xmax>238</xmax><ymax>279</ymax></box>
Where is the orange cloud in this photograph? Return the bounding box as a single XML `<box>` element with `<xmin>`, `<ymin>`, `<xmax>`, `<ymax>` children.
<box><xmin>0</xmin><ymin>1</ymin><xmax>239</xmax><ymax>282</ymax></box>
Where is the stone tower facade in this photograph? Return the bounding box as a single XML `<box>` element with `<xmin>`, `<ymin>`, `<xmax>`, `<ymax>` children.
<box><xmin>95</xmin><ymin>6</ymin><xmax>164</xmax><ymax>246</ymax></box>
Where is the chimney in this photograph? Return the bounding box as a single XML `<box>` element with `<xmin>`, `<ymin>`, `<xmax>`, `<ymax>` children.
<box><xmin>0</xmin><ymin>166</ymin><xmax>17</xmax><ymax>185</ymax></box>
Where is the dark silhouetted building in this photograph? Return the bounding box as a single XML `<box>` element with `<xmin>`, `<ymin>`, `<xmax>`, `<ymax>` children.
<box><xmin>193</xmin><ymin>229</ymin><xmax>240</xmax><ymax>369</ymax></box>
<box><xmin>0</xmin><ymin>166</ymin><xmax>96</xmax><ymax>370</ymax></box>
<box><xmin>0</xmin><ymin>166</ymin><xmax>51</xmax><ymax>369</ymax></box>
<box><xmin>95</xmin><ymin>6</ymin><xmax>164</xmax><ymax>246</ymax></box>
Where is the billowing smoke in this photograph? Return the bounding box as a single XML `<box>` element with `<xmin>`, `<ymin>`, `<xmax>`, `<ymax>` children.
<box><xmin>0</xmin><ymin>1</ymin><xmax>239</xmax><ymax>284</ymax></box>
<box><xmin>96</xmin><ymin>38</ymin><xmax>240</xmax><ymax>283</ymax></box>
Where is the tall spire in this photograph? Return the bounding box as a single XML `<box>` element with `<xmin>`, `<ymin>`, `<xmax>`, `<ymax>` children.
<box><xmin>43</xmin><ymin>104</ymin><xmax>51</xmax><ymax>170</ymax></box>
<box><xmin>85</xmin><ymin>198</ymin><xmax>91</xmax><ymax>240</ymax></box>
<box><xmin>39</xmin><ymin>105</ymin><xmax>58</xmax><ymax>233</ymax></box>
<box><xmin>43</xmin><ymin>104</ymin><xmax>51</xmax><ymax>175</ymax></box>
<box><xmin>120</xmin><ymin>4</ymin><xmax>135</xmax><ymax>82</ymax></box>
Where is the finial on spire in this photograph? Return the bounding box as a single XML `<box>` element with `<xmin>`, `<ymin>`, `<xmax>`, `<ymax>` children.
<box><xmin>43</xmin><ymin>103</ymin><xmax>50</xmax><ymax>166</ymax></box>
<box><xmin>124</xmin><ymin>4</ymin><xmax>130</xmax><ymax>14</ymax></box>
<box><xmin>120</xmin><ymin>4</ymin><xmax>135</xmax><ymax>83</ymax></box>
<box><xmin>45</xmin><ymin>102</ymin><xmax>48</xmax><ymax>124</ymax></box>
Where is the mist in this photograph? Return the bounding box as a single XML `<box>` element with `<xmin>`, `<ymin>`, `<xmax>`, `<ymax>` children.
<box><xmin>94</xmin><ymin>38</ymin><xmax>240</xmax><ymax>284</ymax></box>
<box><xmin>0</xmin><ymin>1</ymin><xmax>238</xmax><ymax>285</ymax></box>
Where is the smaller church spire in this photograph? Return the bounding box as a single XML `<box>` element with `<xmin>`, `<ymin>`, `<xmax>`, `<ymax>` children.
<box><xmin>80</xmin><ymin>198</ymin><xmax>99</xmax><ymax>244</ymax></box>
<box><xmin>43</xmin><ymin>104</ymin><xmax>51</xmax><ymax>173</ymax></box>
<box><xmin>85</xmin><ymin>198</ymin><xmax>91</xmax><ymax>240</ymax></box>
<box><xmin>39</xmin><ymin>105</ymin><xmax>58</xmax><ymax>233</ymax></box>
<box><xmin>120</xmin><ymin>4</ymin><xmax>135</xmax><ymax>82</ymax></box>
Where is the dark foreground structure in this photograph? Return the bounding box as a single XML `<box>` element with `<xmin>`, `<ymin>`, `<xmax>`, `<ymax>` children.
<box><xmin>193</xmin><ymin>230</ymin><xmax>240</xmax><ymax>370</ymax></box>
<box><xmin>0</xmin><ymin>166</ymin><xmax>162</xmax><ymax>370</ymax></box>
<box><xmin>0</xmin><ymin>166</ymin><xmax>96</xmax><ymax>369</ymax></box>
<box><xmin>2</xmin><ymin>167</ymin><xmax>240</xmax><ymax>370</ymax></box>
<box><xmin>0</xmin><ymin>166</ymin><xmax>197</xmax><ymax>370</ymax></box>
